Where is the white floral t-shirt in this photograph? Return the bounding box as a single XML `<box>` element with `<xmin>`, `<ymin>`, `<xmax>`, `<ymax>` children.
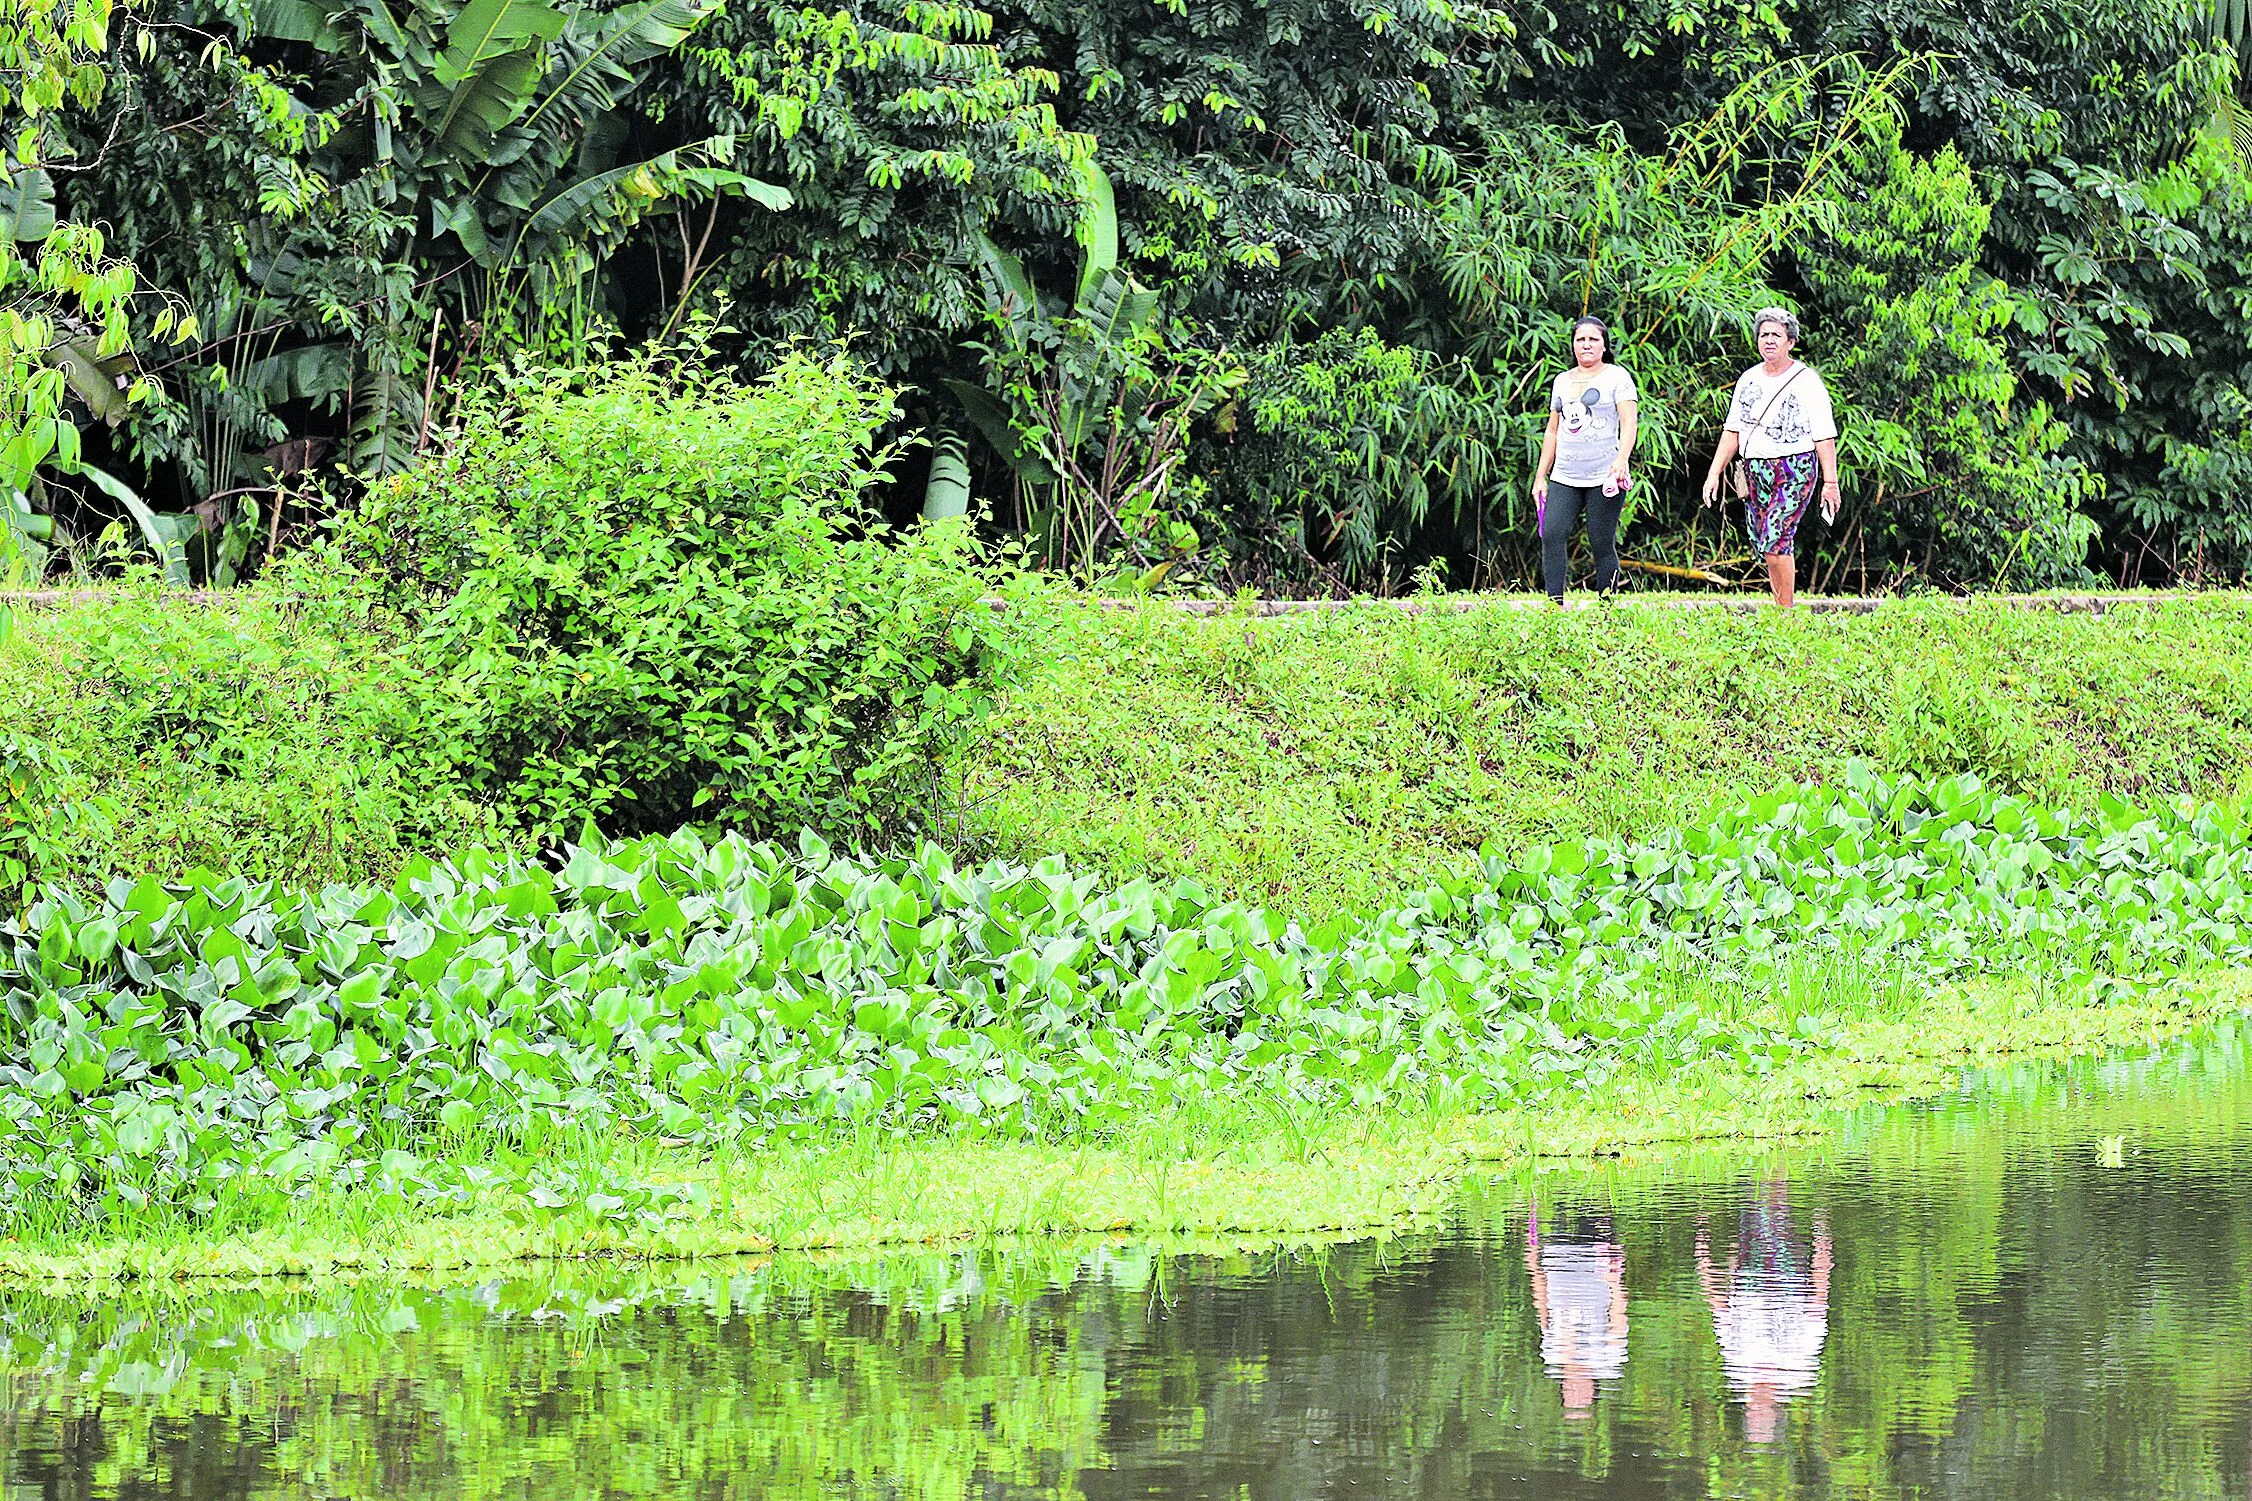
<box><xmin>1725</xmin><ymin>363</ymin><xmax>1837</xmax><ymax>460</ymax></box>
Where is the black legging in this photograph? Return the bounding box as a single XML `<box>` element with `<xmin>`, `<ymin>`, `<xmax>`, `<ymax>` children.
<box><xmin>1541</xmin><ymin>481</ymin><xmax>1622</xmax><ymax>600</ymax></box>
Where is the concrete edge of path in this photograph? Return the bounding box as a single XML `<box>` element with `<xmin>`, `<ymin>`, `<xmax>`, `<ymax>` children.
<box><xmin>1038</xmin><ymin>591</ymin><xmax>2186</xmax><ymax>617</ymax></box>
<box><xmin>0</xmin><ymin>587</ymin><xmax>2224</xmax><ymax>617</ymax></box>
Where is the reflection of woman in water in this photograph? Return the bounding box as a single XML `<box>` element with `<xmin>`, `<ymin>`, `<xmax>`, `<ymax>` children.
<box><xmin>1696</xmin><ymin>1180</ymin><xmax>1832</xmax><ymax>1445</ymax></box>
<box><xmin>1525</xmin><ymin>1199</ymin><xmax>1630</xmax><ymax>1416</ymax></box>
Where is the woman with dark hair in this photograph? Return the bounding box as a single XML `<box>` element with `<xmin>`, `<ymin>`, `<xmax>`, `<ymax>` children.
<box><xmin>1531</xmin><ymin>316</ymin><xmax>1639</xmax><ymax>602</ymax></box>
<box><xmin>1696</xmin><ymin>1180</ymin><xmax>1832</xmax><ymax>1446</ymax></box>
<box><xmin>1700</xmin><ymin>307</ymin><xmax>1841</xmax><ymax>609</ymax></box>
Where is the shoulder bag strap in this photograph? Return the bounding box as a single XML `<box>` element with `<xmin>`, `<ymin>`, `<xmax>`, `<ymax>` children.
<box><xmin>1729</xmin><ymin>364</ymin><xmax>1808</xmax><ymax>500</ymax></box>
<box><xmin>1744</xmin><ymin>363</ymin><xmax>1808</xmax><ymax>443</ymax></box>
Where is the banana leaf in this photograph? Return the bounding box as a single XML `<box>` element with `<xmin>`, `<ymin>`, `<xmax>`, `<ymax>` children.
<box><xmin>1</xmin><ymin>496</ymin><xmax>53</xmax><ymax>584</ymax></box>
<box><xmin>941</xmin><ymin>379</ymin><xmax>1057</xmax><ymax>486</ymax></box>
<box><xmin>347</xmin><ymin>0</ymin><xmax>407</xmax><ymax>54</ymax></box>
<box><xmin>50</xmin><ymin>342</ymin><xmax>132</xmax><ymax>424</ymax></box>
<box><xmin>516</xmin><ymin>0</ymin><xmax>722</xmax><ymax>140</ymax></box>
<box><xmin>1057</xmin><ymin>269</ymin><xmax>1159</xmax><ymax>451</ymax></box>
<box><xmin>971</xmin><ymin>232</ymin><xmax>1041</xmax><ymax>331</ymax></box>
<box><xmin>77</xmin><ymin>466</ymin><xmax>194</xmax><ymax>583</ymax></box>
<box><xmin>250</xmin><ymin>0</ymin><xmax>346</xmax><ymax>48</ymax></box>
<box><xmin>1</xmin><ymin>166</ymin><xmax>55</xmax><ymax>243</ymax></box>
<box><xmin>423</xmin><ymin>0</ymin><xmax>568</xmax><ymax>158</ymax></box>
<box><xmin>1073</xmin><ymin>158</ymin><xmax>1120</xmax><ymax>308</ymax></box>
<box><xmin>2214</xmin><ymin>0</ymin><xmax>2251</xmax><ymax>52</ymax></box>
<box><xmin>514</xmin><ymin>140</ymin><xmax>785</xmax><ymax>263</ymax></box>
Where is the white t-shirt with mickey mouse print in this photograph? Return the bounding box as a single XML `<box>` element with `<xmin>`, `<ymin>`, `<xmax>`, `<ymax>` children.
<box><xmin>1725</xmin><ymin>362</ymin><xmax>1837</xmax><ymax>460</ymax></box>
<box><xmin>1549</xmin><ymin>364</ymin><xmax>1638</xmax><ymax>487</ymax></box>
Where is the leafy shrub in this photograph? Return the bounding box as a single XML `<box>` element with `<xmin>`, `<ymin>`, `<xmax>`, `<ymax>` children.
<box><xmin>333</xmin><ymin>344</ymin><xmax>1027</xmax><ymax>840</ymax></box>
<box><xmin>0</xmin><ymin>737</ymin><xmax>65</xmax><ymax>910</ymax></box>
<box><xmin>3</xmin><ymin>770</ymin><xmax>2249</xmax><ymax>1226</ymax></box>
<box><xmin>1878</xmin><ymin>663</ymin><xmax>2060</xmax><ymax>795</ymax></box>
<box><xmin>1217</xmin><ymin>329</ymin><xmax>1500</xmax><ymax>587</ymax></box>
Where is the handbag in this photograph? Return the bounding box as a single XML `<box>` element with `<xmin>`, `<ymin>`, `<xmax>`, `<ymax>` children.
<box><xmin>1728</xmin><ymin>364</ymin><xmax>1808</xmax><ymax>500</ymax></box>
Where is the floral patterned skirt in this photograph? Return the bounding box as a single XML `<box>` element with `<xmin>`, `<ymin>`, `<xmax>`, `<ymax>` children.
<box><xmin>1743</xmin><ymin>452</ymin><xmax>1820</xmax><ymax>557</ymax></box>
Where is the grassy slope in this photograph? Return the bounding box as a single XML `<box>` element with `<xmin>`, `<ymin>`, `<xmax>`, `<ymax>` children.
<box><xmin>9</xmin><ymin>970</ymin><xmax>2243</xmax><ymax>1281</ymax></box>
<box><xmin>0</xmin><ymin>589</ymin><xmax>503</xmax><ymax>888</ymax></box>
<box><xmin>16</xmin><ymin>588</ymin><xmax>2252</xmax><ymax>911</ymax></box>
<box><xmin>960</xmin><ymin>594</ymin><xmax>2252</xmax><ymax>919</ymax></box>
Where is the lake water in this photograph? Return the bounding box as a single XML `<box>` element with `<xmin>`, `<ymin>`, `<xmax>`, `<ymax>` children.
<box><xmin>7</xmin><ymin>1023</ymin><xmax>2252</xmax><ymax>1499</ymax></box>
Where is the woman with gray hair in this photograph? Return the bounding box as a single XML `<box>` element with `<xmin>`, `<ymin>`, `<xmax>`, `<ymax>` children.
<box><xmin>1699</xmin><ymin>308</ymin><xmax>1840</xmax><ymax>608</ymax></box>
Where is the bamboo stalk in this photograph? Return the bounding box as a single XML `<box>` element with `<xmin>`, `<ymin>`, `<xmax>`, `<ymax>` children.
<box><xmin>1619</xmin><ymin>557</ymin><xmax>1745</xmax><ymax>586</ymax></box>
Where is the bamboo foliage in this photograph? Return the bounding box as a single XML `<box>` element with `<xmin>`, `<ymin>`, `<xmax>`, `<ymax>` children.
<box><xmin>1236</xmin><ymin>57</ymin><xmax>1921</xmax><ymax>586</ymax></box>
<box><xmin>29</xmin><ymin>0</ymin><xmax>2252</xmax><ymax>590</ymax></box>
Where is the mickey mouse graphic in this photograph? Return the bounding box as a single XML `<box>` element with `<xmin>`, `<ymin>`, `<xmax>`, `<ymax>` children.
<box><xmin>1561</xmin><ymin>385</ymin><xmax>1606</xmax><ymax>440</ymax></box>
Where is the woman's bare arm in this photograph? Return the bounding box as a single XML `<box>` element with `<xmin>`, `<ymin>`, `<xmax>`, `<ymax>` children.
<box><xmin>1613</xmin><ymin>401</ymin><xmax>1638</xmax><ymax>480</ymax></box>
<box><xmin>1701</xmin><ymin>430</ymin><xmax>1741</xmax><ymax>506</ymax></box>
<box><xmin>1534</xmin><ymin>409</ymin><xmax>1562</xmax><ymax>499</ymax></box>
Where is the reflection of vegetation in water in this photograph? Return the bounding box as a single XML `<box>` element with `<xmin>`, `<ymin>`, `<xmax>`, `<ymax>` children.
<box><xmin>2</xmin><ymin>1250</ymin><xmax>1120</xmax><ymax>1500</ymax></box>
<box><xmin>9</xmin><ymin>1029</ymin><xmax>2252</xmax><ymax>1499</ymax></box>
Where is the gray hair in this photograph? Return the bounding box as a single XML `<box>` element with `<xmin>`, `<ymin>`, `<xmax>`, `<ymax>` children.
<box><xmin>1752</xmin><ymin>307</ymin><xmax>1801</xmax><ymax>342</ymax></box>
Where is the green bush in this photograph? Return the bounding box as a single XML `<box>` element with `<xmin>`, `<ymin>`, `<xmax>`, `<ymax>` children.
<box><xmin>333</xmin><ymin>345</ymin><xmax>1028</xmax><ymax>840</ymax></box>
<box><xmin>1878</xmin><ymin>663</ymin><xmax>2058</xmax><ymax>793</ymax></box>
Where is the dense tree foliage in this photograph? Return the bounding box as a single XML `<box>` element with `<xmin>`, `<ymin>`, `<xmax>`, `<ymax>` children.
<box><xmin>17</xmin><ymin>0</ymin><xmax>2252</xmax><ymax>592</ymax></box>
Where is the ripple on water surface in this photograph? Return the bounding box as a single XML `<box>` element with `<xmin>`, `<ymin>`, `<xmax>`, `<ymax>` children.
<box><xmin>7</xmin><ymin>1024</ymin><xmax>2252</xmax><ymax>1499</ymax></box>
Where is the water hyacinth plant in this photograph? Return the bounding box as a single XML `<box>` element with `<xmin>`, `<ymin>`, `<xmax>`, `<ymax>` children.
<box><xmin>2</xmin><ymin>767</ymin><xmax>2249</xmax><ymax>1231</ymax></box>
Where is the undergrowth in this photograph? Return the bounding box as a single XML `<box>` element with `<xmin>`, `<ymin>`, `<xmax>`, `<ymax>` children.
<box><xmin>0</xmin><ymin>587</ymin><xmax>502</xmax><ymax>890</ymax></box>
<box><xmin>3</xmin><ymin>768</ymin><xmax>2248</xmax><ymax>1248</ymax></box>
